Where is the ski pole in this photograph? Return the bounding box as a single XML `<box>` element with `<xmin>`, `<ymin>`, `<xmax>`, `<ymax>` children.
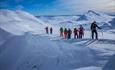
<box><xmin>101</xmin><ymin>29</ymin><xmax>104</xmax><ymax>39</ymax></box>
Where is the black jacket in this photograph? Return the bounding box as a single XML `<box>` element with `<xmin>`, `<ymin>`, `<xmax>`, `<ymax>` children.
<box><xmin>91</xmin><ymin>23</ymin><xmax>101</xmax><ymax>31</ymax></box>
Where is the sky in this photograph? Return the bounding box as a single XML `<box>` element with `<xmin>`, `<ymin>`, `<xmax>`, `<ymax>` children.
<box><xmin>0</xmin><ymin>0</ymin><xmax>115</xmax><ymax>15</ymax></box>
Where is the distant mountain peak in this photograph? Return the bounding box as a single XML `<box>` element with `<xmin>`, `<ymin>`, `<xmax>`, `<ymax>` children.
<box><xmin>87</xmin><ymin>10</ymin><xmax>100</xmax><ymax>16</ymax></box>
<box><xmin>76</xmin><ymin>10</ymin><xmax>113</xmax><ymax>23</ymax></box>
<box><xmin>88</xmin><ymin>10</ymin><xmax>95</xmax><ymax>13</ymax></box>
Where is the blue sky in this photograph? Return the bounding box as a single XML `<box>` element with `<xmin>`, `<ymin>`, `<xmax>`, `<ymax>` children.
<box><xmin>0</xmin><ymin>0</ymin><xmax>115</xmax><ymax>15</ymax></box>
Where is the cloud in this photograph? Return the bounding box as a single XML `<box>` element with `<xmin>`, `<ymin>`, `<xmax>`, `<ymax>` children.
<box><xmin>93</xmin><ymin>0</ymin><xmax>115</xmax><ymax>13</ymax></box>
<box><xmin>58</xmin><ymin>0</ymin><xmax>115</xmax><ymax>14</ymax></box>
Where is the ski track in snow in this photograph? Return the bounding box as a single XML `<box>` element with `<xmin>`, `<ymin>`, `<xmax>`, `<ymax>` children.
<box><xmin>36</xmin><ymin>32</ymin><xmax>115</xmax><ymax>70</ymax></box>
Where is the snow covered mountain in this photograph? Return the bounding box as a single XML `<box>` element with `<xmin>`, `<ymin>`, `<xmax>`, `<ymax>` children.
<box><xmin>37</xmin><ymin>10</ymin><xmax>114</xmax><ymax>29</ymax></box>
<box><xmin>77</xmin><ymin>10</ymin><xmax>113</xmax><ymax>22</ymax></box>
<box><xmin>77</xmin><ymin>10</ymin><xmax>114</xmax><ymax>27</ymax></box>
<box><xmin>37</xmin><ymin>15</ymin><xmax>80</xmax><ymax>27</ymax></box>
<box><xmin>0</xmin><ymin>9</ymin><xmax>115</xmax><ymax>70</ymax></box>
<box><xmin>0</xmin><ymin>9</ymin><xmax>46</xmax><ymax>35</ymax></box>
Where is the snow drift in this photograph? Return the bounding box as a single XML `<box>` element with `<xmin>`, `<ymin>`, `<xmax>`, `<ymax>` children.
<box><xmin>0</xmin><ymin>33</ymin><xmax>96</xmax><ymax>70</ymax></box>
<box><xmin>0</xmin><ymin>9</ymin><xmax>45</xmax><ymax>35</ymax></box>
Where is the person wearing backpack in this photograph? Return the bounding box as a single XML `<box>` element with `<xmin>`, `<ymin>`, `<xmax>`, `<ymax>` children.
<box><xmin>60</xmin><ymin>27</ymin><xmax>63</xmax><ymax>37</ymax></box>
<box><xmin>91</xmin><ymin>21</ymin><xmax>101</xmax><ymax>39</ymax></box>
<box><xmin>67</xmin><ymin>28</ymin><xmax>72</xmax><ymax>39</ymax></box>
<box><xmin>50</xmin><ymin>27</ymin><xmax>53</xmax><ymax>34</ymax></box>
<box><xmin>64</xmin><ymin>28</ymin><xmax>68</xmax><ymax>39</ymax></box>
<box><xmin>73</xmin><ymin>28</ymin><xmax>78</xmax><ymax>39</ymax></box>
<box><xmin>45</xmin><ymin>26</ymin><xmax>49</xmax><ymax>34</ymax></box>
<box><xmin>79</xmin><ymin>25</ymin><xmax>84</xmax><ymax>39</ymax></box>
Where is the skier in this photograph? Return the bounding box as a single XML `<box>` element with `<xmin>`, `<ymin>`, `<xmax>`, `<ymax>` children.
<box><xmin>67</xmin><ymin>28</ymin><xmax>72</xmax><ymax>39</ymax></box>
<box><xmin>73</xmin><ymin>28</ymin><xmax>78</xmax><ymax>39</ymax></box>
<box><xmin>91</xmin><ymin>21</ymin><xmax>101</xmax><ymax>39</ymax></box>
<box><xmin>64</xmin><ymin>28</ymin><xmax>68</xmax><ymax>39</ymax></box>
<box><xmin>45</xmin><ymin>26</ymin><xmax>49</xmax><ymax>34</ymax></box>
<box><xmin>60</xmin><ymin>27</ymin><xmax>63</xmax><ymax>37</ymax></box>
<box><xmin>50</xmin><ymin>27</ymin><xmax>53</xmax><ymax>34</ymax></box>
<box><xmin>79</xmin><ymin>25</ymin><xmax>84</xmax><ymax>39</ymax></box>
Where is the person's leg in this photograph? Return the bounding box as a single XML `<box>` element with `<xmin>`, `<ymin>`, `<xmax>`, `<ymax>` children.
<box><xmin>68</xmin><ymin>34</ymin><xmax>70</xmax><ymax>39</ymax></box>
<box><xmin>95</xmin><ymin>30</ymin><xmax>98</xmax><ymax>39</ymax></box>
<box><xmin>67</xmin><ymin>34</ymin><xmax>69</xmax><ymax>39</ymax></box>
<box><xmin>46</xmin><ymin>30</ymin><xmax>47</xmax><ymax>34</ymax></box>
<box><xmin>51</xmin><ymin>31</ymin><xmax>53</xmax><ymax>34</ymax></box>
<box><xmin>64</xmin><ymin>33</ymin><xmax>66</xmax><ymax>39</ymax></box>
<box><xmin>65</xmin><ymin>33</ymin><xmax>67</xmax><ymax>39</ymax></box>
<box><xmin>47</xmin><ymin>30</ymin><xmax>49</xmax><ymax>34</ymax></box>
<box><xmin>69</xmin><ymin>34</ymin><xmax>71</xmax><ymax>39</ymax></box>
<box><xmin>80</xmin><ymin>32</ymin><xmax>82</xmax><ymax>39</ymax></box>
<box><xmin>79</xmin><ymin>33</ymin><xmax>80</xmax><ymax>38</ymax></box>
<box><xmin>74</xmin><ymin>34</ymin><xmax>76</xmax><ymax>39</ymax></box>
<box><xmin>65</xmin><ymin>34</ymin><xmax>67</xmax><ymax>39</ymax></box>
<box><xmin>79</xmin><ymin>34</ymin><xmax>81</xmax><ymax>38</ymax></box>
<box><xmin>77</xmin><ymin>34</ymin><xmax>78</xmax><ymax>38</ymax></box>
<box><xmin>81</xmin><ymin>32</ymin><xmax>83</xmax><ymax>39</ymax></box>
<box><xmin>80</xmin><ymin>34</ymin><xmax>82</xmax><ymax>39</ymax></box>
<box><xmin>74</xmin><ymin>34</ymin><xmax>75</xmax><ymax>39</ymax></box>
<box><xmin>79</xmin><ymin>34</ymin><xmax>81</xmax><ymax>39</ymax></box>
<box><xmin>81</xmin><ymin>34</ymin><xmax>82</xmax><ymax>39</ymax></box>
<box><xmin>92</xmin><ymin>31</ymin><xmax>94</xmax><ymax>39</ymax></box>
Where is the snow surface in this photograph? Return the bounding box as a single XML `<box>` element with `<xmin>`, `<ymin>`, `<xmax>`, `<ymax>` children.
<box><xmin>73</xmin><ymin>66</ymin><xmax>101</xmax><ymax>70</ymax></box>
<box><xmin>0</xmin><ymin>9</ymin><xmax>115</xmax><ymax>70</ymax></box>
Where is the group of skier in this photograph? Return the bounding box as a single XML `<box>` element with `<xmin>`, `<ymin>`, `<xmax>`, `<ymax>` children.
<box><xmin>45</xmin><ymin>21</ymin><xmax>102</xmax><ymax>39</ymax></box>
<box><xmin>60</xmin><ymin>25</ymin><xmax>84</xmax><ymax>39</ymax></box>
<box><xmin>45</xmin><ymin>26</ymin><xmax>53</xmax><ymax>34</ymax></box>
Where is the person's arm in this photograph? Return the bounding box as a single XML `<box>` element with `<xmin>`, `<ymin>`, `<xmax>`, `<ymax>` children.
<box><xmin>96</xmin><ymin>24</ymin><xmax>102</xmax><ymax>29</ymax></box>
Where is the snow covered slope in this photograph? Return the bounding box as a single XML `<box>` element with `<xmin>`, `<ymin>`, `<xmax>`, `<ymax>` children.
<box><xmin>0</xmin><ymin>9</ymin><xmax>115</xmax><ymax>70</ymax></box>
<box><xmin>0</xmin><ymin>9</ymin><xmax>45</xmax><ymax>35</ymax></box>
<box><xmin>0</xmin><ymin>33</ymin><xmax>115</xmax><ymax>70</ymax></box>
<box><xmin>0</xmin><ymin>33</ymin><xmax>97</xmax><ymax>70</ymax></box>
<box><xmin>37</xmin><ymin>10</ymin><xmax>114</xmax><ymax>29</ymax></box>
